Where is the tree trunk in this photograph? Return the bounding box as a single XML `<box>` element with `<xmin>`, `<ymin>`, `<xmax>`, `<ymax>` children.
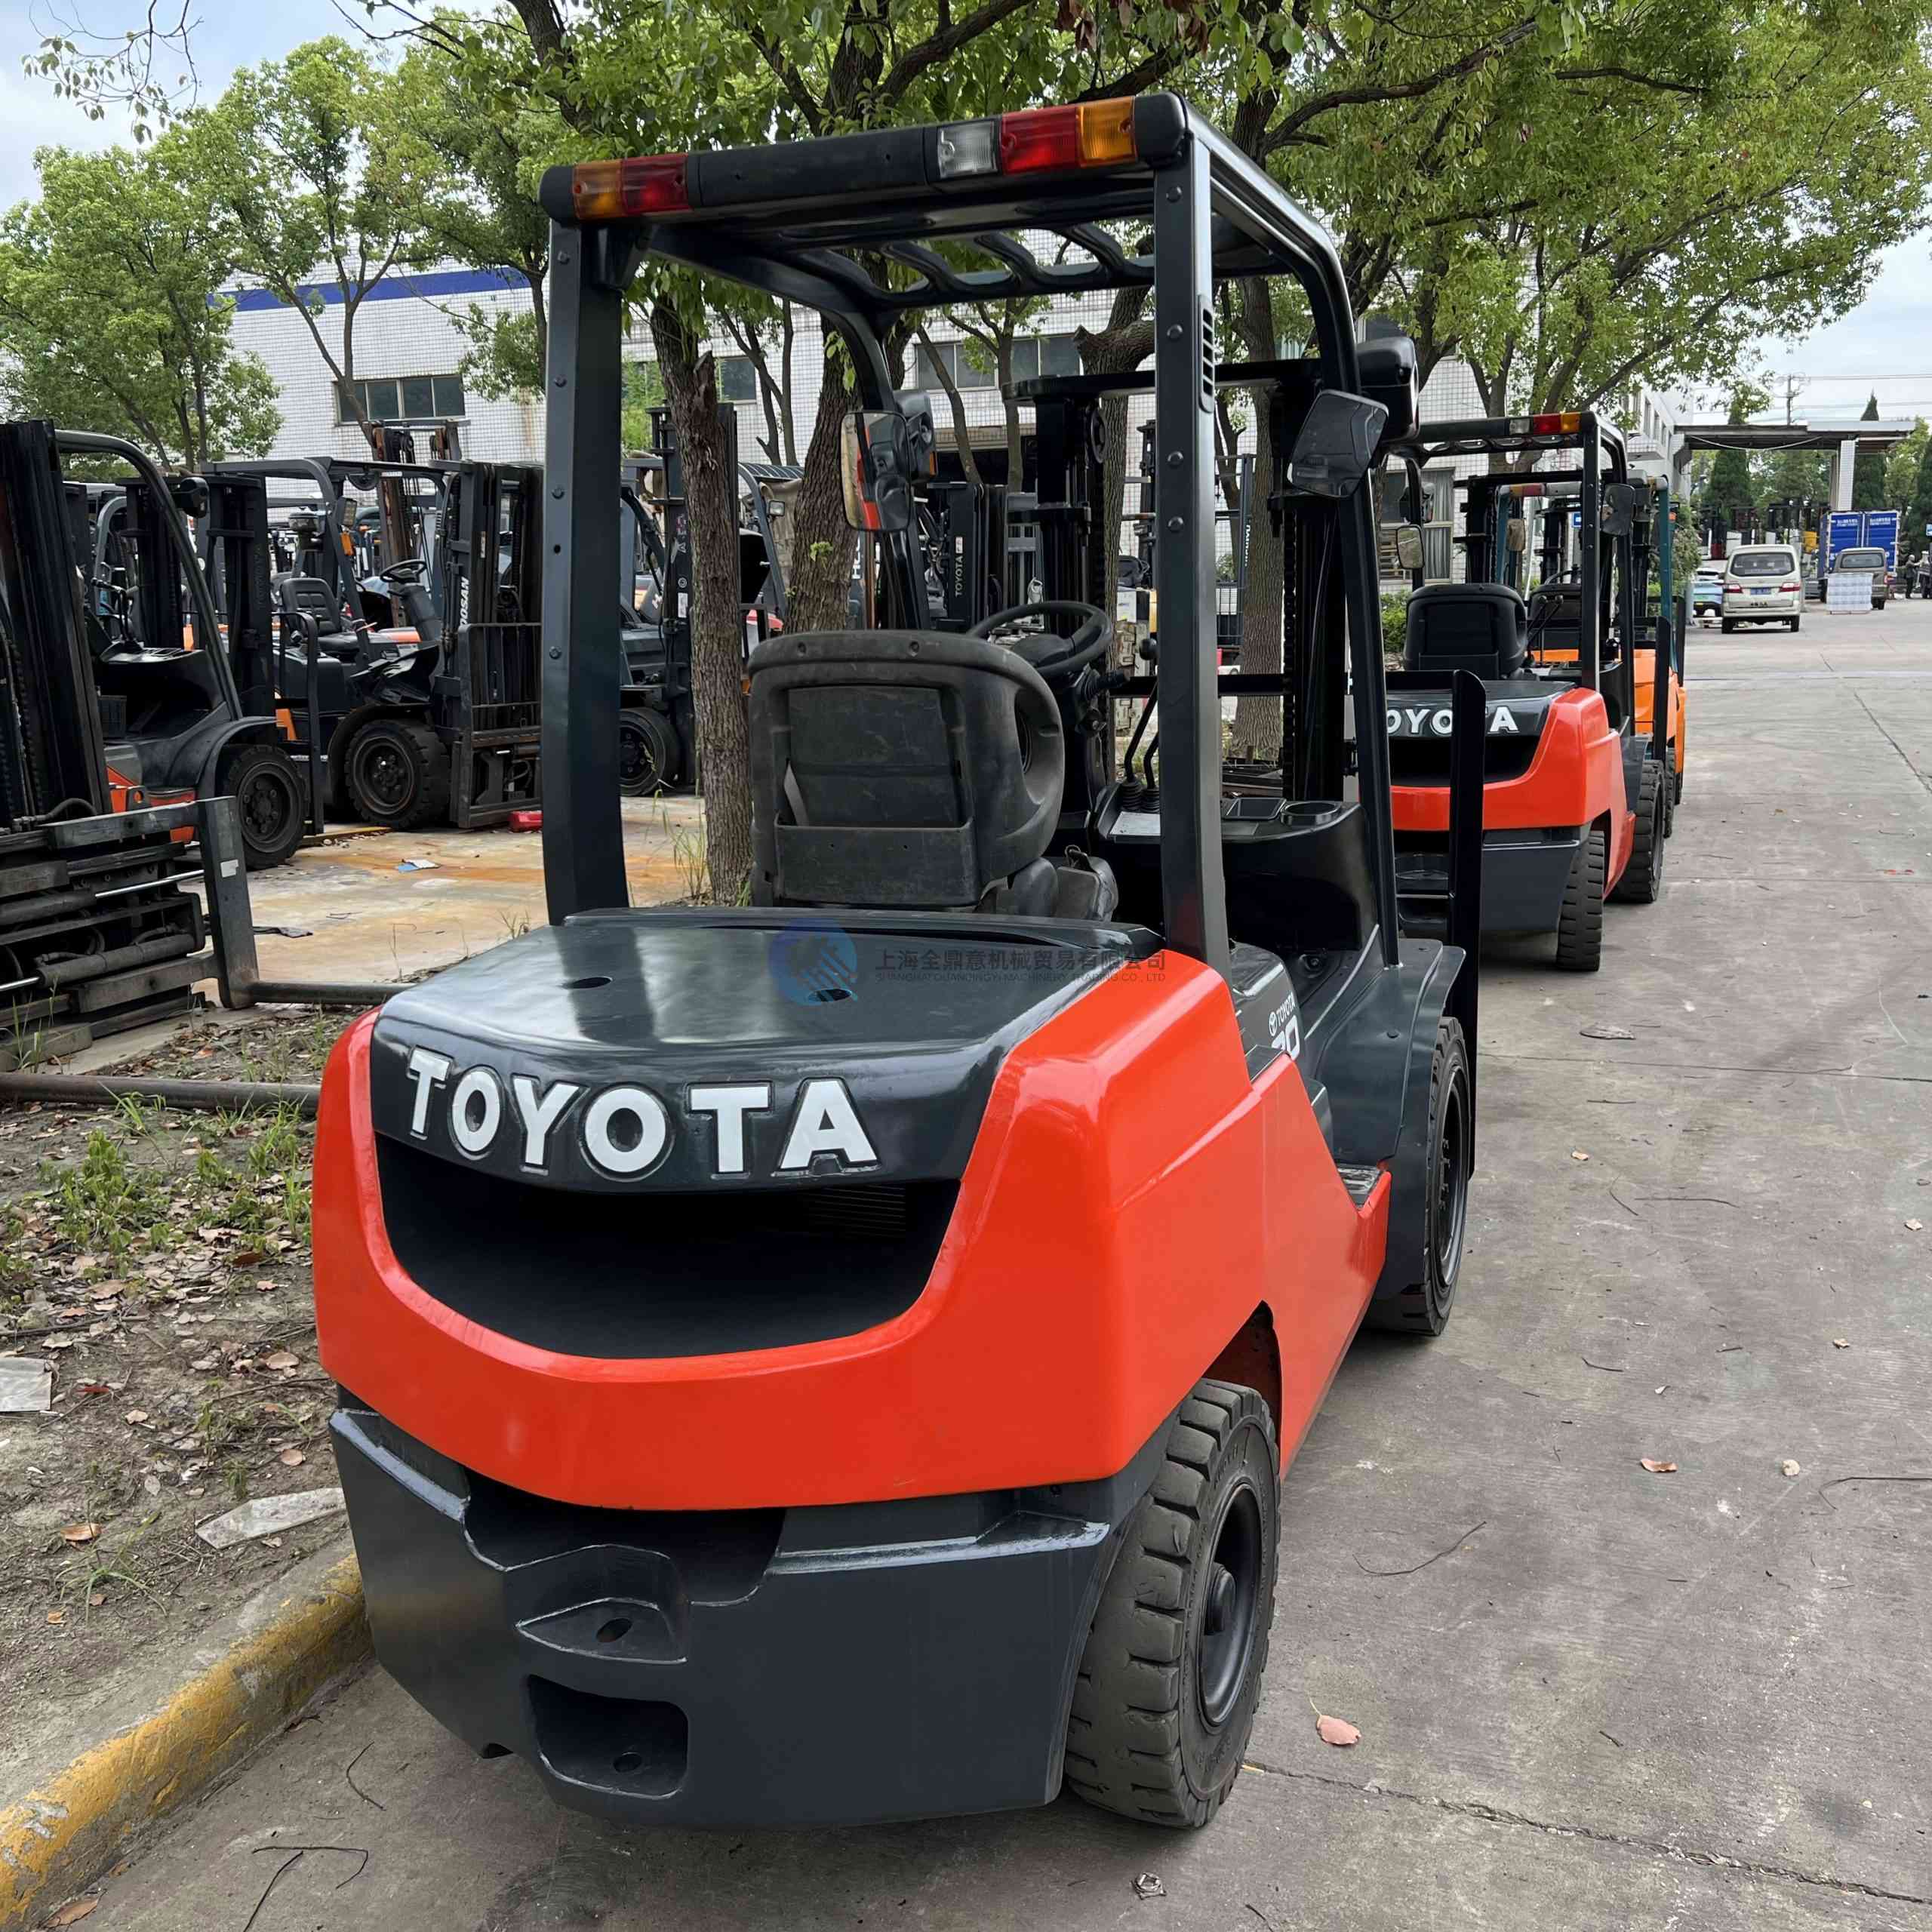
<box><xmin>779</xmin><ymin>306</ymin><xmax>798</xmax><ymax>465</ymax></box>
<box><xmin>785</xmin><ymin>349</ymin><xmax>858</xmax><ymax>632</ymax></box>
<box><xmin>1079</xmin><ymin>293</ymin><xmax>1153</xmax><ymax>603</ymax></box>
<box><xmin>653</xmin><ymin>299</ymin><xmax>754</xmax><ymax>905</ymax></box>
<box><xmin>915</xmin><ymin>322</ymin><xmax>982</xmax><ymax>491</ymax></box>
<box><xmin>1231</xmin><ymin>278</ymin><xmax>1284</xmax><ymax>760</ymax></box>
<box><xmin>1000</xmin><ymin>334</ymin><xmax>1023</xmax><ymax>486</ymax></box>
<box><xmin>525</xmin><ymin>265</ymin><xmax>548</xmax><ymax>387</ymax></box>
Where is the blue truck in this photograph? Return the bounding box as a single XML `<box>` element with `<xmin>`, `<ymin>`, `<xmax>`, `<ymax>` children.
<box><xmin>1820</xmin><ymin>509</ymin><xmax>1899</xmax><ymax>605</ymax></box>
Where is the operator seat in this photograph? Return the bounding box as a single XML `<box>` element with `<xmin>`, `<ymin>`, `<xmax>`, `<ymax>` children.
<box><xmin>1404</xmin><ymin>583</ymin><xmax>1528</xmax><ymax>679</ymax></box>
<box><xmin>273</xmin><ymin>575</ymin><xmax>365</xmax><ymax>659</ymax></box>
<box><xmin>747</xmin><ymin>629</ymin><xmax>1116</xmax><ymax>918</ymax></box>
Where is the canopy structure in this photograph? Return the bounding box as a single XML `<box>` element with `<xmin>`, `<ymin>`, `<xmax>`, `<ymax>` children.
<box><xmin>1667</xmin><ymin>420</ymin><xmax>1915</xmax><ymax>512</ymax></box>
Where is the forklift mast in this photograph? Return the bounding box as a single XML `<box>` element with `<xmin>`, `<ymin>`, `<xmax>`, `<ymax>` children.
<box><xmin>0</xmin><ymin>421</ymin><xmax>109</xmax><ymax>823</ymax></box>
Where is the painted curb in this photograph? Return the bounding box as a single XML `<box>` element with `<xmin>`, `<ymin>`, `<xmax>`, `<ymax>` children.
<box><xmin>0</xmin><ymin>1554</ymin><xmax>368</xmax><ymax>1930</ymax></box>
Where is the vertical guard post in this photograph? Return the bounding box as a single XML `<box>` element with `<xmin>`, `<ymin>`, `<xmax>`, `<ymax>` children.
<box><xmin>1444</xmin><ymin>668</ymin><xmax>1484</xmax><ymax>1147</ymax></box>
<box><xmin>1151</xmin><ymin>137</ymin><xmax>1229</xmax><ymax>976</ymax></box>
<box><xmin>542</xmin><ymin>220</ymin><xmax>630</xmax><ymax>924</ymax></box>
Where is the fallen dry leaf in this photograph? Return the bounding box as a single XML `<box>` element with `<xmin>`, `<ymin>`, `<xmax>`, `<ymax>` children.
<box><xmin>278</xmin><ymin>1447</ymin><xmax>306</xmax><ymax>1466</ymax></box>
<box><xmin>60</xmin><ymin>1523</ymin><xmax>100</xmax><ymax>1545</ymax></box>
<box><xmin>1571</xmin><ymin>1149</ymin><xmax>1591</xmax><ymax>1163</ymax></box>
<box><xmin>189</xmin><ymin>1355</ymin><xmax>217</xmax><ymax>1373</ymax></box>
<box><xmin>1638</xmin><ymin>1459</ymin><xmax>1678</xmax><ymax>1475</ymax></box>
<box><xmin>124</xmin><ymin>1410</ymin><xmax>148</xmax><ymax>1425</ymax></box>
<box><xmin>232</xmin><ymin>1249</ymin><xmax>265</xmax><ymax>1266</ymax></box>
<box><xmin>88</xmin><ymin>1282</ymin><xmax>125</xmax><ymax>1301</ymax></box>
<box><xmin>263</xmin><ymin>1350</ymin><xmax>300</xmax><ymax>1372</ymax></box>
<box><xmin>47</xmin><ymin>1896</ymin><xmax>99</xmax><ymax>1924</ymax></box>
<box><xmin>46</xmin><ymin>1610</ymin><xmax>64</xmax><ymax>1625</ymax></box>
<box><xmin>1315</xmin><ymin>1713</ymin><xmax>1361</xmax><ymax>1747</ymax></box>
<box><xmin>42</xmin><ymin>1337</ymin><xmax>75</xmax><ymax>1352</ymax></box>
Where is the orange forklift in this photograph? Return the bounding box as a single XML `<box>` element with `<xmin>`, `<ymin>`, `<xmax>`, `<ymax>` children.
<box><xmin>312</xmin><ymin>94</ymin><xmax>1487</xmax><ymax>1831</ymax></box>
<box><xmin>1384</xmin><ymin>414</ymin><xmax>1669</xmax><ymax>970</ymax></box>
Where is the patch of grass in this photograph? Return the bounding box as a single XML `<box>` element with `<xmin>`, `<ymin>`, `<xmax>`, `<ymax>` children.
<box><xmin>46</xmin><ymin>1131</ymin><xmax>168</xmax><ymax>1263</ymax></box>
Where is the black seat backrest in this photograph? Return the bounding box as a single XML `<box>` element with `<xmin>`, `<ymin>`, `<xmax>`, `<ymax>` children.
<box><xmin>1526</xmin><ymin>582</ymin><xmax>1583</xmax><ymax>657</ymax></box>
<box><xmin>275</xmin><ymin>574</ymin><xmax>345</xmax><ymax>625</ymax></box>
<box><xmin>748</xmin><ymin>629</ymin><xmax>1062</xmax><ymax>909</ymax></box>
<box><xmin>1404</xmin><ymin>583</ymin><xmax>1527</xmax><ymax>678</ymax></box>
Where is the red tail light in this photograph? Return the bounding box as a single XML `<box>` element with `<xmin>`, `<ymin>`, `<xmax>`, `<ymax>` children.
<box><xmin>1531</xmin><ymin>412</ymin><xmax>1582</xmax><ymax>435</ymax></box>
<box><xmin>991</xmin><ymin>100</ymin><xmax>1137</xmax><ymax>176</ymax></box>
<box><xmin>571</xmin><ymin>154</ymin><xmax>689</xmax><ymax>220</ymax></box>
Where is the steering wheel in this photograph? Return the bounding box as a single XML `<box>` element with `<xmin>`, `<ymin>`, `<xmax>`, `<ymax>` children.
<box><xmin>379</xmin><ymin>557</ymin><xmax>429</xmax><ymax>586</ymax></box>
<box><xmin>969</xmin><ymin>599</ymin><xmax>1110</xmax><ymax>682</ymax></box>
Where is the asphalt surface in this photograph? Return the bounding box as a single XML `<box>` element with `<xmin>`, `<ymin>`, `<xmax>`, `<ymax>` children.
<box><xmin>86</xmin><ymin>605</ymin><xmax>1932</xmax><ymax>1931</ymax></box>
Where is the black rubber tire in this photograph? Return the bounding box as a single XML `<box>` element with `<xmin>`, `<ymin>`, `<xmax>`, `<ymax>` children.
<box><xmin>1673</xmin><ymin>764</ymin><xmax>1684</xmax><ymax>806</ymax></box>
<box><xmin>618</xmin><ymin>707</ymin><xmax>678</xmax><ymax>796</ymax></box>
<box><xmin>1064</xmin><ymin>1380</ymin><xmax>1279</xmax><ymax>1829</ymax></box>
<box><xmin>1365</xmin><ymin>1015</ymin><xmax>1471</xmax><ymax>1338</ymax></box>
<box><xmin>1660</xmin><ymin>747</ymin><xmax>1676</xmax><ymax>838</ymax></box>
<box><xmin>217</xmin><ymin>740</ymin><xmax>306</xmax><ymax>871</ymax></box>
<box><xmin>1611</xmin><ymin>759</ymin><xmax>1665</xmax><ymax>905</ymax></box>
<box><xmin>1789</xmin><ymin>616</ymin><xmax>1801</xmax><ymax>632</ymax></box>
<box><xmin>1553</xmin><ymin>823</ymin><xmax>1605</xmax><ymax>971</ymax></box>
<box><xmin>1720</xmin><ymin>618</ymin><xmax>1736</xmax><ymax>634</ymax></box>
<box><xmin>343</xmin><ymin>717</ymin><xmax>451</xmax><ymax>830</ymax></box>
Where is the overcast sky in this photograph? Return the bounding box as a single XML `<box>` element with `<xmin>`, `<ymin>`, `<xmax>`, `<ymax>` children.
<box><xmin>5</xmin><ymin>1</ymin><xmax>1931</xmax><ymax>429</ymax></box>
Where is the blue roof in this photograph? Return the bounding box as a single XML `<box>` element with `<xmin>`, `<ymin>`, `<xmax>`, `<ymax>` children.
<box><xmin>223</xmin><ymin>266</ymin><xmax>525</xmax><ymax>312</ymax></box>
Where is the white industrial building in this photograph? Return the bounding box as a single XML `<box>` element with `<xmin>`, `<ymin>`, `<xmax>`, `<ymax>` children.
<box><xmin>225</xmin><ymin>259</ymin><xmax>1679</xmax><ymax>556</ymax></box>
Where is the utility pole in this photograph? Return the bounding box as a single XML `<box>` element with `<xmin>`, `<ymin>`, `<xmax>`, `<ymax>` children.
<box><xmin>1783</xmin><ymin>372</ymin><xmax>1804</xmax><ymax>425</ymax></box>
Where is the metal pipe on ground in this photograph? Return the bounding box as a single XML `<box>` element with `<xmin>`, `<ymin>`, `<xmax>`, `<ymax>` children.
<box><xmin>0</xmin><ymin>1072</ymin><xmax>321</xmax><ymax>1117</ymax></box>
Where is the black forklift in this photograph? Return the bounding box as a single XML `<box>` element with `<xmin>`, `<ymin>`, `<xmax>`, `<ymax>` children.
<box><xmin>205</xmin><ymin>454</ymin><xmax>544</xmax><ymax>830</ymax></box>
<box><xmin>48</xmin><ymin>430</ymin><xmax>311</xmax><ymax>870</ymax></box>
<box><xmin>313</xmin><ymin>93</ymin><xmax>1486</xmax><ymax>1834</ymax></box>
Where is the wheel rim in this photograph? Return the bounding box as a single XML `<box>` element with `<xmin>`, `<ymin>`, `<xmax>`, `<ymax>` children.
<box><xmin>1433</xmin><ymin>1063</ymin><xmax>1471</xmax><ymax>1289</ymax></box>
<box><xmin>619</xmin><ymin>717</ymin><xmax>663</xmax><ymax>794</ymax></box>
<box><xmin>1197</xmin><ymin>1480</ymin><xmax>1264</xmax><ymax>1729</ymax></box>
<box><xmin>238</xmin><ymin>763</ymin><xmax>300</xmax><ymax>849</ymax></box>
<box><xmin>352</xmin><ymin>734</ymin><xmax>415</xmax><ymax>814</ymax></box>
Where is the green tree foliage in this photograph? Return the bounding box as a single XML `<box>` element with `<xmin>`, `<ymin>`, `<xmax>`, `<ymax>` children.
<box><xmin>1707</xmin><ymin>383</ymin><xmax>1767</xmax><ymax>518</ymax></box>
<box><xmin>1909</xmin><ymin>434</ymin><xmax>1932</xmax><ymax>540</ymax></box>
<box><xmin>195</xmin><ymin>39</ymin><xmax>435</xmax><ymax>449</ymax></box>
<box><xmin>0</xmin><ymin>134</ymin><xmax>278</xmax><ymax>464</ymax></box>
<box><xmin>388</xmin><ymin>23</ymin><xmax>565</xmax><ymax>399</ymax></box>
<box><xmin>1885</xmin><ymin>419</ymin><xmax>1927</xmax><ymax>510</ymax></box>
<box><xmin>1853</xmin><ymin>390</ymin><xmax>1889</xmax><ymax>509</ymax></box>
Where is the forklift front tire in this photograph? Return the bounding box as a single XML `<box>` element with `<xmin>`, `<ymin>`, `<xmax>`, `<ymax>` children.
<box><xmin>1553</xmin><ymin>824</ymin><xmax>1605</xmax><ymax>971</ymax></box>
<box><xmin>1611</xmin><ymin>759</ymin><xmax>1665</xmax><ymax>905</ymax></box>
<box><xmin>219</xmin><ymin>740</ymin><xmax>306</xmax><ymax>871</ymax></box>
<box><xmin>618</xmin><ymin>707</ymin><xmax>678</xmax><ymax>796</ymax></box>
<box><xmin>1366</xmin><ymin>1016</ymin><xmax>1470</xmax><ymax>1338</ymax></box>
<box><xmin>344</xmin><ymin>718</ymin><xmax>451</xmax><ymax>831</ymax></box>
<box><xmin>1064</xmin><ymin>1380</ymin><xmax>1278</xmax><ymax>1829</ymax></box>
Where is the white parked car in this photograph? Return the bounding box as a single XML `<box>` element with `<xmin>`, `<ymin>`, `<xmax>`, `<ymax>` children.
<box><xmin>1721</xmin><ymin>545</ymin><xmax>1803</xmax><ymax>632</ymax></box>
<box><xmin>1829</xmin><ymin>546</ymin><xmax>1890</xmax><ymax>609</ymax></box>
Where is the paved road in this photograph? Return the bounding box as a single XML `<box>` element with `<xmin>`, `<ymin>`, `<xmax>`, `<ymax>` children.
<box><xmin>91</xmin><ymin>607</ymin><xmax>1932</xmax><ymax>1931</ymax></box>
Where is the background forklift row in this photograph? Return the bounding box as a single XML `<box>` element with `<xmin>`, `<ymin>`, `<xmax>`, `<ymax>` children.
<box><xmin>0</xmin><ymin>91</ymin><xmax>1694</xmax><ymax>1835</ymax></box>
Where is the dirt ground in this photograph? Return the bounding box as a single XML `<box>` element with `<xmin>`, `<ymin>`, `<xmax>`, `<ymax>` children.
<box><xmin>0</xmin><ymin>1011</ymin><xmax>351</xmax><ymax>1740</ymax></box>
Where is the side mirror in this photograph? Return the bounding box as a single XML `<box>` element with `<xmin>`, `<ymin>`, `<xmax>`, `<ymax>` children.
<box><xmin>840</xmin><ymin>393</ymin><xmax>936</xmax><ymax>534</ymax></box>
<box><xmin>1506</xmin><ymin>521</ymin><xmax>1529</xmax><ymax>555</ymax></box>
<box><xmin>1395</xmin><ymin>524</ymin><xmax>1424</xmax><ymax>571</ymax></box>
<box><xmin>1286</xmin><ymin>390</ymin><xmax>1389</xmax><ymax>500</ymax></box>
<box><xmin>1601</xmin><ymin>482</ymin><xmax>1640</xmax><ymax>537</ymax></box>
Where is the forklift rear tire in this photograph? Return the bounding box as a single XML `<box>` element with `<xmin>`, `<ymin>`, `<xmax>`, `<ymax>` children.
<box><xmin>1553</xmin><ymin>825</ymin><xmax>1605</xmax><ymax>971</ymax></box>
<box><xmin>618</xmin><ymin>708</ymin><xmax>677</xmax><ymax>796</ymax></box>
<box><xmin>344</xmin><ymin>718</ymin><xmax>451</xmax><ymax>831</ymax></box>
<box><xmin>1365</xmin><ymin>1016</ymin><xmax>1470</xmax><ymax>1338</ymax></box>
<box><xmin>1661</xmin><ymin>749</ymin><xmax>1676</xmax><ymax>838</ymax></box>
<box><xmin>218</xmin><ymin>741</ymin><xmax>306</xmax><ymax>872</ymax></box>
<box><xmin>1611</xmin><ymin>761</ymin><xmax>1665</xmax><ymax>905</ymax></box>
<box><xmin>1064</xmin><ymin>1380</ymin><xmax>1279</xmax><ymax>1829</ymax></box>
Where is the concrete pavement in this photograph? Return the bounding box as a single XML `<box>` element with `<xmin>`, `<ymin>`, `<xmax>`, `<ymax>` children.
<box><xmin>79</xmin><ymin>605</ymin><xmax>1932</xmax><ymax>1930</ymax></box>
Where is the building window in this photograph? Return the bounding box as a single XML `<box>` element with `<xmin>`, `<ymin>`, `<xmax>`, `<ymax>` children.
<box><xmin>718</xmin><ymin>355</ymin><xmax>758</xmax><ymax>403</ymax></box>
<box><xmin>338</xmin><ymin>373</ymin><xmax>466</xmax><ymax>424</ymax></box>
<box><xmin>912</xmin><ymin>334</ymin><xmax>1080</xmax><ymax>392</ymax></box>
